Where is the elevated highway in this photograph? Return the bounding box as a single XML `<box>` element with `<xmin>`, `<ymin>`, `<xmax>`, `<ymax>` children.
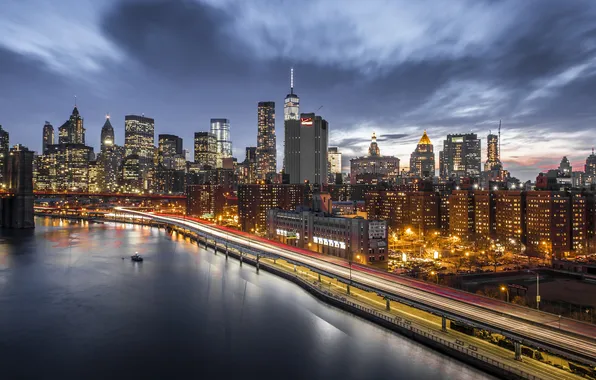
<box><xmin>118</xmin><ymin>208</ymin><xmax>596</xmax><ymax>368</ymax></box>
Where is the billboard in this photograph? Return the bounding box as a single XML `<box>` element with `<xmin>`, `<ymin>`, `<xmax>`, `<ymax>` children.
<box><xmin>300</xmin><ymin>117</ymin><xmax>313</xmax><ymax>126</ymax></box>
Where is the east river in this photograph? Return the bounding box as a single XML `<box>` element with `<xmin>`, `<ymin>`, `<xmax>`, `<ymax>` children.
<box><xmin>0</xmin><ymin>218</ymin><xmax>493</xmax><ymax>379</ymax></box>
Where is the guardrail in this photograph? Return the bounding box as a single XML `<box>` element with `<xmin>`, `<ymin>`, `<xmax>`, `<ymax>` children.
<box><xmin>291</xmin><ymin>271</ymin><xmax>541</xmax><ymax>380</ymax></box>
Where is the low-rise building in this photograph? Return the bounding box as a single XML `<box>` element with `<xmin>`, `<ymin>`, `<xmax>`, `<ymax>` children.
<box><xmin>267</xmin><ymin>208</ymin><xmax>388</xmax><ymax>267</ymax></box>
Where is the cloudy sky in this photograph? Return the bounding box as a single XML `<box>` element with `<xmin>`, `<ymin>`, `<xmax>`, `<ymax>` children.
<box><xmin>1</xmin><ymin>0</ymin><xmax>596</xmax><ymax>180</ymax></box>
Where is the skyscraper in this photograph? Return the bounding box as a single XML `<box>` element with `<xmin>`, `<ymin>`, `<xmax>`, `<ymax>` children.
<box><xmin>485</xmin><ymin>133</ymin><xmax>501</xmax><ymax>171</ymax></box>
<box><xmin>328</xmin><ymin>147</ymin><xmax>342</xmax><ymax>175</ymax></box>
<box><xmin>194</xmin><ymin>132</ymin><xmax>217</xmax><ymax>168</ymax></box>
<box><xmin>210</xmin><ymin>119</ymin><xmax>232</xmax><ymax>168</ymax></box>
<box><xmin>0</xmin><ymin>125</ymin><xmax>9</xmax><ymax>186</ymax></box>
<box><xmin>124</xmin><ymin>115</ymin><xmax>155</xmax><ymax>188</ymax></box>
<box><xmin>283</xmin><ymin>68</ymin><xmax>300</xmax><ymax>173</ymax></box>
<box><xmin>585</xmin><ymin>149</ymin><xmax>596</xmax><ymax>185</ymax></box>
<box><xmin>100</xmin><ymin>114</ymin><xmax>115</xmax><ymax>151</ymax></box>
<box><xmin>158</xmin><ymin>134</ymin><xmax>184</xmax><ymax>170</ymax></box>
<box><xmin>256</xmin><ymin>101</ymin><xmax>276</xmax><ymax>180</ymax></box>
<box><xmin>440</xmin><ymin>133</ymin><xmax>481</xmax><ymax>179</ymax></box>
<box><xmin>409</xmin><ymin>130</ymin><xmax>435</xmax><ymax>178</ymax></box>
<box><xmin>59</xmin><ymin>106</ymin><xmax>85</xmax><ymax>145</ymax></box>
<box><xmin>42</xmin><ymin>122</ymin><xmax>54</xmax><ymax>154</ymax></box>
<box><xmin>299</xmin><ymin>113</ymin><xmax>328</xmax><ymax>185</ymax></box>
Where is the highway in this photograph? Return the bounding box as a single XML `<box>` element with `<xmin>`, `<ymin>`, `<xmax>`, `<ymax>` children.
<box><xmin>119</xmin><ymin>208</ymin><xmax>596</xmax><ymax>367</ymax></box>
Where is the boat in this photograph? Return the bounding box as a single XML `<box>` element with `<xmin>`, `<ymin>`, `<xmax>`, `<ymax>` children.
<box><xmin>131</xmin><ymin>254</ymin><xmax>143</xmax><ymax>262</ymax></box>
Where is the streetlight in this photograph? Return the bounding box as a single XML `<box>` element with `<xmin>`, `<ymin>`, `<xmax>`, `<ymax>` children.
<box><xmin>500</xmin><ymin>286</ymin><xmax>510</xmax><ymax>303</ymax></box>
<box><xmin>528</xmin><ymin>270</ymin><xmax>540</xmax><ymax>310</ymax></box>
<box><xmin>430</xmin><ymin>270</ymin><xmax>439</xmax><ymax>284</ymax></box>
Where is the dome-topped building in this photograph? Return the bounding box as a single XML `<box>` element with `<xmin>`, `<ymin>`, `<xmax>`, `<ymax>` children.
<box><xmin>409</xmin><ymin>130</ymin><xmax>435</xmax><ymax>178</ymax></box>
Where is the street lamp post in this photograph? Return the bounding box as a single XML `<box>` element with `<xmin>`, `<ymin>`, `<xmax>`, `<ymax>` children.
<box><xmin>430</xmin><ymin>270</ymin><xmax>439</xmax><ymax>284</ymax></box>
<box><xmin>528</xmin><ymin>270</ymin><xmax>540</xmax><ymax>310</ymax></box>
<box><xmin>347</xmin><ymin>260</ymin><xmax>352</xmax><ymax>295</ymax></box>
<box><xmin>500</xmin><ymin>286</ymin><xmax>510</xmax><ymax>303</ymax></box>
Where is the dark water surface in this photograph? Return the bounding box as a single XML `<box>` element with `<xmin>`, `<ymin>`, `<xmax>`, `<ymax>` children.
<box><xmin>0</xmin><ymin>218</ymin><xmax>492</xmax><ymax>379</ymax></box>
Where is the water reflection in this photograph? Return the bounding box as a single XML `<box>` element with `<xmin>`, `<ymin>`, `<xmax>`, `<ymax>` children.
<box><xmin>0</xmin><ymin>217</ymin><xmax>493</xmax><ymax>379</ymax></box>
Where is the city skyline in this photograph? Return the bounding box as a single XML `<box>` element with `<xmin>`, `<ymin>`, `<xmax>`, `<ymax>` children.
<box><xmin>2</xmin><ymin>0</ymin><xmax>596</xmax><ymax>181</ymax></box>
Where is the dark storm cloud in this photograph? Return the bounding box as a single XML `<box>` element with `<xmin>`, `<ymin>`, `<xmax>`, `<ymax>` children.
<box><xmin>2</xmin><ymin>0</ymin><xmax>596</xmax><ymax>179</ymax></box>
<box><xmin>101</xmin><ymin>0</ymin><xmax>247</xmax><ymax>79</ymax></box>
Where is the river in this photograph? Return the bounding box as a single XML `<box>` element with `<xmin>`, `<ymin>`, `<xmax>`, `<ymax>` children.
<box><xmin>0</xmin><ymin>218</ymin><xmax>493</xmax><ymax>379</ymax></box>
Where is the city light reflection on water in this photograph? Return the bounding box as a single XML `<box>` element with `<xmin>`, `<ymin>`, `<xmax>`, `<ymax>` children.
<box><xmin>0</xmin><ymin>217</ymin><xmax>493</xmax><ymax>379</ymax></box>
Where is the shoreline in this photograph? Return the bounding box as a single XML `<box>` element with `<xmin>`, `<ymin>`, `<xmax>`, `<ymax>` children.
<box><xmin>36</xmin><ymin>214</ymin><xmax>540</xmax><ymax>380</ymax></box>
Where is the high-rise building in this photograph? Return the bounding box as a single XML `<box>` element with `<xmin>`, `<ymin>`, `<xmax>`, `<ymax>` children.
<box><xmin>238</xmin><ymin>183</ymin><xmax>307</xmax><ymax>232</ymax></box>
<box><xmin>585</xmin><ymin>149</ymin><xmax>596</xmax><ymax>185</ymax></box>
<box><xmin>0</xmin><ymin>125</ymin><xmax>9</xmax><ymax>186</ymax></box>
<box><xmin>3</xmin><ymin>145</ymin><xmax>35</xmax><ymax>228</ymax></box>
<box><xmin>42</xmin><ymin>122</ymin><xmax>54</xmax><ymax>154</ymax></box>
<box><xmin>194</xmin><ymin>132</ymin><xmax>217</xmax><ymax>168</ymax></box>
<box><xmin>284</xmin><ymin>112</ymin><xmax>328</xmax><ymax>185</ymax></box>
<box><xmin>59</xmin><ymin>106</ymin><xmax>85</xmax><ymax>145</ymax></box>
<box><xmin>100</xmin><ymin>114</ymin><xmax>115</xmax><ymax>151</ymax></box>
<box><xmin>158</xmin><ymin>134</ymin><xmax>184</xmax><ymax>170</ymax></box>
<box><xmin>328</xmin><ymin>147</ymin><xmax>342</xmax><ymax>175</ymax></box>
<box><xmin>124</xmin><ymin>115</ymin><xmax>155</xmax><ymax>189</ymax></box>
<box><xmin>440</xmin><ymin>133</ymin><xmax>481</xmax><ymax>179</ymax></box>
<box><xmin>256</xmin><ymin>101</ymin><xmax>276</xmax><ymax>180</ymax></box>
<box><xmin>409</xmin><ymin>130</ymin><xmax>435</xmax><ymax>178</ymax></box>
<box><xmin>238</xmin><ymin>147</ymin><xmax>257</xmax><ymax>185</ymax></box>
<box><xmin>485</xmin><ymin>133</ymin><xmax>501</xmax><ymax>171</ymax></box>
<box><xmin>449</xmin><ymin>190</ymin><xmax>475</xmax><ymax>240</ymax></box>
<box><xmin>350</xmin><ymin>133</ymin><xmax>400</xmax><ymax>185</ymax></box>
<box><xmin>283</xmin><ymin>68</ymin><xmax>300</xmax><ymax>173</ymax></box>
<box><xmin>121</xmin><ymin>154</ymin><xmax>142</xmax><ymax>192</ymax></box>
<box><xmin>300</xmin><ymin>113</ymin><xmax>328</xmax><ymax>185</ymax></box>
<box><xmin>559</xmin><ymin>156</ymin><xmax>572</xmax><ymax>176</ymax></box>
<box><xmin>98</xmin><ymin>145</ymin><xmax>123</xmax><ymax>193</ymax></box>
<box><xmin>210</xmin><ymin>119</ymin><xmax>232</xmax><ymax>168</ymax></box>
<box><xmin>42</xmin><ymin>143</ymin><xmax>92</xmax><ymax>192</ymax></box>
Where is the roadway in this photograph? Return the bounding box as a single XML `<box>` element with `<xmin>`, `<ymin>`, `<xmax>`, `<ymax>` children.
<box><xmin>118</xmin><ymin>208</ymin><xmax>596</xmax><ymax>367</ymax></box>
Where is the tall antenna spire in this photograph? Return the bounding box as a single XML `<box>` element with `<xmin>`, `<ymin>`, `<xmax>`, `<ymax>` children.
<box><xmin>290</xmin><ymin>67</ymin><xmax>294</xmax><ymax>94</ymax></box>
<box><xmin>74</xmin><ymin>95</ymin><xmax>77</xmax><ymax>107</ymax></box>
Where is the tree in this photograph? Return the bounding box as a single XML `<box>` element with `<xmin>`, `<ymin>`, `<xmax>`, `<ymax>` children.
<box><xmin>511</xmin><ymin>296</ymin><xmax>527</xmax><ymax>306</ymax></box>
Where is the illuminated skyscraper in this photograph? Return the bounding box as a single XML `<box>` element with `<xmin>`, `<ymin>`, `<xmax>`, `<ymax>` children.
<box><xmin>124</xmin><ymin>115</ymin><xmax>155</xmax><ymax>189</ymax></box>
<box><xmin>256</xmin><ymin>101</ymin><xmax>276</xmax><ymax>180</ymax></box>
<box><xmin>0</xmin><ymin>125</ymin><xmax>9</xmax><ymax>186</ymax></box>
<box><xmin>100</xmin><ymin>114</ymin><xmax>115</xmax><ymax>151</ymax></box>
<box><xmin>585</xmin><ymin>149</ymin><xmax>596</xmax><ymax>184</ymax></box>
<box><xmin>59</xmin><ymin>105</ymin><xmax>85</xmax><ymax>145</ymax></box>
<box><xmin>440</xmin><ymin>133</ymin><xmax>481</xmax><ymax>179</ymax></box>
<box><xmin>485</xmin><ymin>134</ymin><xmax>501</xmax><ymax>171</ymax></box>
<box><xmin>328</xmin><ymin>147</ymin><xmax>342</xmax><ymax>174</ymax></box>
<box><xmin>283</xmin><ymin>68</ymin><xmax>300</xmax><ymax>173</ymax></box>
<box><xmin>409</xmin><ymin>130</ymin><xmax>435</xmax><ymax>178</ymax></box>
<box><xmin>194</xmin><ymin>132</ymin><xmax>217</xmax><ymax>168</ymax></box>
<box><xmin>42</xmin><ymin>122</ymin><xmax>54</xmax><ymax>154</ymax></box>
<box><xmin>210</xmin><ymin>119</ymin><xmax>232</xmax><ymax>168</ymax></box>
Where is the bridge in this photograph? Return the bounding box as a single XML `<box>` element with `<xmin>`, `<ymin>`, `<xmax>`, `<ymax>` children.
<box><xmin>116</xmin><ymin>207</ymin><xmax>596</xmax><ymax>369</ymax></box>
<box><xmin>34</xmin><ymin>191</ymin><xmax>186</xmax><ymax>200</ymax></box>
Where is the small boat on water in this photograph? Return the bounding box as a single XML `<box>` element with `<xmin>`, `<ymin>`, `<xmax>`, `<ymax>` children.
<box><xmin>131</xmin><ymin>254</ymin><xmax>143</xmax><ymax>262</ymax></box>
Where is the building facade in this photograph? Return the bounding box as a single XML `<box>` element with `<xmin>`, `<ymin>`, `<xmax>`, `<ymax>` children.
<box><xmin>194</xmin><ymin>132</ymin><xmax>217</xmax><ymax>169</ymax></box>
<box><xmin>440</xmin><ymin>133</ymin><xmax>481</xmax><ymax>180</ymax></box>
<box><xmin>42</xmin><ymin>122</ymin><xmax>54</xmax><ymax>154</ymax></box>
<box><xmin>59</xmin><ymin>106</ymin><xmax>85</xmax><ymax>145</ymax></box>
<box><xmin>124</xmin><ymin>115</ymin><xmax>155</xmax><ymax>189</ymax></box>
<box><xmin>350</xmin><ymin>133</ymin><xmax>400</xmax><ymax>185</ymax></box>
<box><xmin>100</xmin><ymin>115</ymin><xmax>115</xmax><ymax>152</ymax></box>
<box><xmin>210</xmin><ymin>119</ymin><xmax>232</xmax><ymax>168</ymax></box>
<box><xmin>238</xmin><ymin>184</ymin><xmax>307</xmax><ymax>232</ymax></box>
<box><xmin>267</xmin><ymin>209</ymin><xmax>388</xmax><ymax>266</ymax></box>
<box><xmin>256</xmin><ymin>101</ymin><xmax>276</xmax><ymax>180</ymax></box>
<box><xmin>409</xmin><ymin>130</ymin><xmax>435</xmax><ymax>178</ymax></box>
